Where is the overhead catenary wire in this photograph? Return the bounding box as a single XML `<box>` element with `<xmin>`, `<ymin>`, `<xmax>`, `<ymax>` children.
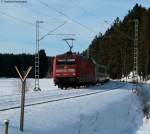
<box><xmin>0</xmin><ymin>9</ymin><xmax>64</xmax><ymax>32</ymax></box>
<box><xmin>0</xmin><ymin>9</ymin><xmax>36</xmax><ymax>44</ymax></box>
<box><xmin>39</xmin><ymin>21</ymin><xmax>68</xmax><ymax>41</ymax></box>
<box><xmin>69</xmin><ymin>0</ymin><xmax>104</xmax><ymax>30</ymax></box>
<box><xmin>22</xmin><ymin>1</ymin><xmax>96</xmax><ymax>37</ymax></box>
<box><xmin>0</xmin><ymin>9</ymin><xmax>48</xmax><ymax>31</ymax></box>
<box><xmin>0</xmin><ymin>9</ymin><xmax>71</xmax><ymax>39</ymax></box>
<box><xmin>68</xmin><ymin>0</ymin><xmax>91</xmax><ymax>16</ymax></box>
<box><xmin>37</xmin><ymin>0</ymin><xmax>97</xmax><ymax>34</ymax></box>
<box><xmin>42</xmin><ymin>34</ymin><xmax>75</xmax><ymax>36</ymax></box>
<box><xmin>22</xmin><ymin>4</ymin><xmax>60</xmax><ymax>22</ymax></box>
<box><xmin>0</xmin><ymin>10</ymin><xmax>34</xmax><ymax>26</ymax></box>
<box><xmin>0</xmin><ymin>2</ymin><xmax>96</xmax><ymax>35</ymax></box>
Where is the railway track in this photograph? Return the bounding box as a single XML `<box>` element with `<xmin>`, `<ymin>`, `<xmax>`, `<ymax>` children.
<box><xmin>0</xmin><ymin>82</ymin><xmax>126</xmax><ymax>112</ymax></box>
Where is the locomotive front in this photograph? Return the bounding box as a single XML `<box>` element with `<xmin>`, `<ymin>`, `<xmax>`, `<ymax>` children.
<box><xmin>53</xmin><ymin>52</ymin><xmax>80</xmax><ymax>89</ymax></box>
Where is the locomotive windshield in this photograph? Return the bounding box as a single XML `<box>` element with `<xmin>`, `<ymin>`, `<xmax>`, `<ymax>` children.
<box><xmin>56</xmin><ymin>59</ymin><xmax>75</xmax><ymax>65</ymax></box>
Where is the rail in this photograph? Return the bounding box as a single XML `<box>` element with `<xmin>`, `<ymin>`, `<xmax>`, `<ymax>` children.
<box><xmin>0</xmin><ymin>82</ymin><xmax>127</xmax><ymax>112</ymax></box>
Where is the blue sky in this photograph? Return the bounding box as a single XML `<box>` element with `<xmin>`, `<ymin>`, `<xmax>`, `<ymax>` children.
<box><xmin>0</xmin><ymin>0</ymin><xmax>149</xmax><ymax>56</ymax></box>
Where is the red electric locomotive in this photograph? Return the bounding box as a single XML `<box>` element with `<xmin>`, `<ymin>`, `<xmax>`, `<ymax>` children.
<box><xmin>52</xmin><ymin>51</ymin><xmax>96</xmax><ymax>89</ymax></box>
<box><xmin>52</xmin><ymin>38</ymin><xmax>108</xmax><ymax>89</ymax></box>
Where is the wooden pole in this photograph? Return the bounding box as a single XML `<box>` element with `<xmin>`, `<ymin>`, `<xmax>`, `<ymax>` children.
<box><xmin>15</xmin><ymin>66</ymin><xmax>32</xmax><ymax>131</ymax></box>
<box><xmin>20</xmin><ymin>80</ymin><xmax>26</xmax><ymax>131</ymax></box>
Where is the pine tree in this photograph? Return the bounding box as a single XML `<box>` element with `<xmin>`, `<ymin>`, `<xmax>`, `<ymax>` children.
<box><xmin>88</xmin><ymin>4</ymin><xmax>150</xmax><ymax>79</ymax></box>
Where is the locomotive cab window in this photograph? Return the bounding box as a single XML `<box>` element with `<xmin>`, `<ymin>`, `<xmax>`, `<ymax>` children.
<box><xmin>57</xmin><ymin>59</ymin><xmax>75</xmax><ymax>65</ymax></box>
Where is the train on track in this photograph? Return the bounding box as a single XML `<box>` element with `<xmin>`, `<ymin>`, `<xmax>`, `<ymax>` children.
<box><xmin>52</xmin><ymin>51</ymin><xmax>109</xmax><ymax>89</ymax></box>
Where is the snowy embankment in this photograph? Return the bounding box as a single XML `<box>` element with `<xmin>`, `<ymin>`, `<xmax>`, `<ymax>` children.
<box><xmin>0</xmin><ymin>79</ymin><xmax>144</xmax><ymax>134</ymax></box>
<box><xmin>135</xmin><ymin>82</ymin><xmax>150</xmax><ymax>134</ymax></box>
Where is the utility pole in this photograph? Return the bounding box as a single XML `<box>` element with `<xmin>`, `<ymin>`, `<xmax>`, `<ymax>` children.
<box><xmin>121</xmin><ymin>48</ymin><xmax>123</xmax><ymax>78</ymax></box>
<box><xmin>34</xmin><ymin>21</ymin><xmax>43</xmax><ymax>91</ymax></box>
<box><xmin>145</xmin><ymin>48</ymin><xmax>149</xmax><ymax>80</ymax></box>
<box><xmin>34</xmin><ymin>21</ymin><xmax>70</xmax><ymax>91</ymax></box>
<box><xmin>133</xmin><ymin>19</ymin><xmax>138</xmax><ymax>83</ymax></box>
<box><xmin>124</xmin><ymin>45</ymin><xmax>127</xmax><ymax>82</ymax></box>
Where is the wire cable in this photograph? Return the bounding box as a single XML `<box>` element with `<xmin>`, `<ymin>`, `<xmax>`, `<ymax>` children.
<box><xmin>39</xmin><ymin>21</ymin><xmax>67</xmax><ymax>41</ymax></box>
<box><xmin>37</xmin><ymin>0</ymin><xmax>97</xmax><ymax>34</ymax></box>
<box><xmin>23</xmin><ymin>4</ymin><xmax>59</xmax><ymax>22</ymax></box>
<box><xmin>0</xmin><ymin>10</ymin><xmax>34</xmax><ymax>26</ymax></box>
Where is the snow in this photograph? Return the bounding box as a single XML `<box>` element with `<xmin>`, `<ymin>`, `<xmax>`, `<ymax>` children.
<box><xmin>135</xmin><ymin>82</ymin><xmax>150</xmax><ymax>134</ymax></box>
<box><xmin>0</xmin><ymin>78</ymin><xmax>145</xmax><ymax>134</ymax></box>
<box><xmin>136</xmin><ymin>118</ymin><xmax>150</xmax><ymax>134</ymax></box>
<box><xmin>121</xmin><ymin>71</ymin><xmax>142</xmax><ymax>82</ymax></box>
<box><xmin>0</xmin><ymin>78</ymin><xmax>57</xmax><ymax>96</ymax></box>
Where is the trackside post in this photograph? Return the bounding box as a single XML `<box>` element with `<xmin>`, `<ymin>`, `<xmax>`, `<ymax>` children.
<box><xmin>3</xmin><ymin>119</ymin><xmax>9</xmax><ymax>134</ymax></box>
<box><xmin>15</xmin><ymin>66</ymin><xmax>32</xmax><ymax>131</ymax></box>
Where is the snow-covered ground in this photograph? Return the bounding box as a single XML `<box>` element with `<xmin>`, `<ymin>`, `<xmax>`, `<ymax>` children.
<box><xmin>135</xmin><ymin>82</ymin><xmax>150</xmax><ymax>134</ymax></box>
<box><xmin>0</xmin><ymin>78</ymin><xmax>57</xmax><ymax>96</ymax></box>
<box><xmin>0</xmin><ymin>78</ymin><xmax>145</xmax><ymax>134</ymax></box>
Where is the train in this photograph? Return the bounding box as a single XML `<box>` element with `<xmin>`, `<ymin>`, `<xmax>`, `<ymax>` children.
<box><xmin>52</xmin><ymin>51</ymin><xmax>109</xmax><ymax>89</ymax></box>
